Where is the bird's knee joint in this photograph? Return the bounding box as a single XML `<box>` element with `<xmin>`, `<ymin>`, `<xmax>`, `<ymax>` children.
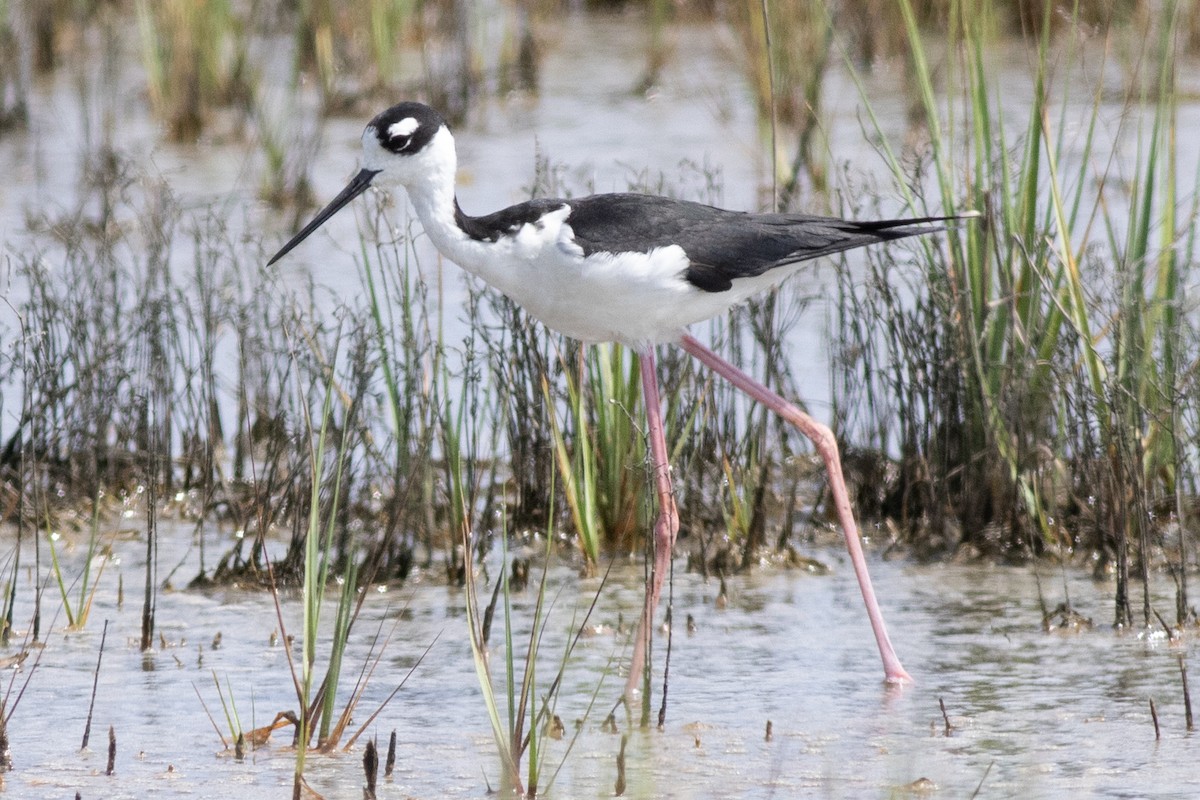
<box><xmin>810</xmin><ymin>420</ymin><xmax>839</xmax><ymax>456</ymax></box>
<box><xmin>809</xmin><ymin>424</ymin><xmax>849</xmax><ymax>478</ymax></box>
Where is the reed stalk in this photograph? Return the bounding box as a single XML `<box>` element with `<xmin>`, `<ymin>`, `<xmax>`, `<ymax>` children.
<box><xmin>46</xmin><ymin>512</ymin><xmax>108</xmax><ymax>631</ymax></box>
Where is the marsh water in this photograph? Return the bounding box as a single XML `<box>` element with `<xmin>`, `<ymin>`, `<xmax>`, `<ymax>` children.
<box><xmin>10</xmin><ymin>519</ymin><xmax>1195</xmax><ymax>799</ymax></box>
<box><xmin>1</xmin><ymin>9</ymin><xmax>1198</xmax><ymax>800</ymax></box>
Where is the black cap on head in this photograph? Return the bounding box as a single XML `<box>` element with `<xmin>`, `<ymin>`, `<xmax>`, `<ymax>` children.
<box><xmin>370</xmin><ymin>102</ymin><xmax>446</xmax><ymax>156</ymax></box>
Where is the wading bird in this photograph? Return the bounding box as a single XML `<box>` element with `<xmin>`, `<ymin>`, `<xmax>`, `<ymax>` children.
<box><xmin>270</xmin><ymin>101</ymin><xmax>960</xmax><ymax>696</ymax></box>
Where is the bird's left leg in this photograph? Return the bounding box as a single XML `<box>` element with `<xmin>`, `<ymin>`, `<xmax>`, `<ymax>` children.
<box><xmin>624</xmin><ymin>349</ymin><xmax>680</xmax><ymax>702</ymax></box>
<box><xmin>679</xmin><ymin>333</ymin><xmax>912</xmax><ymax>685</ymax></box>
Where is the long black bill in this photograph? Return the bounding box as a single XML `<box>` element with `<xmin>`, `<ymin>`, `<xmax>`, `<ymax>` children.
<box><xmin>267</xmin><ymin>167</ymin><xmax>381</xmax><ymax>266</ymax></box>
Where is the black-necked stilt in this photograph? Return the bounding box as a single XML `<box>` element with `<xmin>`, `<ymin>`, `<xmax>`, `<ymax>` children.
<box><xmin>271</xmin><ymin>101</ymin><xmax>965</xmax><ymax>695</ymax></box>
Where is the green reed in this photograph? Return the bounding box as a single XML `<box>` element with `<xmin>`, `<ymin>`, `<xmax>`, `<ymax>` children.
<box><xmin>46</xmin><ymin>508</ymin><xmax>109</xmax><ymax>631</ymax></box>
<box><xmin>1</xmin><ymin>0</ymin><xmax>1192</xmax><ymax>644</ymax></box>
<box><xmin>367</xmin><ymin>0</ymin><xmax>414</xmax><ymax>90</ymax></box>
<box><xmin>830</xmin><ymin>0</ymin><xmax>1197</xmax><ymax>621</ymax></box>
<box><xmin>358</xmin><ymin>207</ymin><xmax>447</xmax><ymax>573</ymax></box>
<box><xmin>284</xmin><ymin>324</ymin><xmax>408</xmax><ymax>786</ymax></box>
<box><xmin>202</xmin><ymin>670</ymin><xmax>246</xmax><ymax>750</ymax></box>
<box><xmin>548</xmin><ymin>342</ymin><xmax>645</xmax><ymax>565</ymax></box>
<box><xmin>135</xmin><ymin>0</ymin><xmax>247</xmax><ymax>141</ymax></box>
<box><xmin>290</xmin><ymin>331</ymin><xmax>342</xmax><ymax>791</ymax></box>
<box><xmin>463</xmin><ymin>489</ymin><xmax>608</xmax><ymax>795</ymax></box>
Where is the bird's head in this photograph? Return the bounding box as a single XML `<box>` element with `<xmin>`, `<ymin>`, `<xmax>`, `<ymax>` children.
<box><xmin>267</xmin><ymin>101</ymin><xmax>453</xmax><ymax>266</ymax></box>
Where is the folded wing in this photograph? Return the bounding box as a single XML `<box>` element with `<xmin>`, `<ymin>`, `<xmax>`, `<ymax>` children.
<box><xmin>565</xmin><ymin>193</ymin><xmax>948</xmax><ymax>292</ymax></box>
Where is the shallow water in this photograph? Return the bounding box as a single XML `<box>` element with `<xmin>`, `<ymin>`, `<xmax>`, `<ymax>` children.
<box><xmin>5</xmin><ymin>519</ymin><xmax>1195</xmax><ymax>799</ymax></box>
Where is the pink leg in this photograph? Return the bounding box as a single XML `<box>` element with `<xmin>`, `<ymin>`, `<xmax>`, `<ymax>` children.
<box><xmin>625</xmin><ymin>349</ymin><xmax>680</xmax><ymax>701</ymax></box>
<box><xmin>679</xmin><ymin>333</ymin><xmax>912</xmax><ymax>685</ymax></box>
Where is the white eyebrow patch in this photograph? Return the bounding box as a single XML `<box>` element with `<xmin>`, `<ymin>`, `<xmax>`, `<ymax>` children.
<box><xmin>387</xmin><ymin>117</ymin><xmax>420</xmax><ymax>139</ymax></box>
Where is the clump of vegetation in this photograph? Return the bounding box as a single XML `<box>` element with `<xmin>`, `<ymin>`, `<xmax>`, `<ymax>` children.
<box><xmin>136</xmin><ymin>0</ymin><xmax>250</xmax><ymax>141</ymax></box>
<box><xmin>463</xmin><ymin>507</ymin><xmax>611</xmax><ymax>795</ymax></box>
<box><xmin>7</xmin><ymin>0</ymin><xmax>1194</xmax><ymax>602</ymax></box>
<box><xmin>831</xmin><ymin>0</ymin><xmax>1198</xmax><ymax>628</ymax></box>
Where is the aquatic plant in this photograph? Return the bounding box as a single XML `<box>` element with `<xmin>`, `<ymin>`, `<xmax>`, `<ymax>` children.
<box><xmin>136</xmin><ymin>0</ymin><xmax>249</xmax><ymax>141</ymax></box>
<box><xmin>254</xmin><ymin>97</ymin><xmax>318</xmax><ymax>212</ymax></box>
<box><xmin>357</xmin><ymin>213</ymin><xmax>440</xmax><ymax>576</ymax></box>
<box><xmin>548</xmin><ymin>342</ymin><xmax>646</xmax><ymax>565</ymax></box>
<box><xmin>0</xmin><ymin>0</ymin><xmax>1193</xmax><ymax>691</ymax></box>
<box><xmin>463</xmin><ymin>507</ymin><xmax>611</xmax><ymax>795</ymax></box>
<box><xmin>732</xmin><ymin>0</ymin><xmax>833</xmax><ymax>198</ymax></box>
<box><xmin>46</xmin><ymin>513</ymin><xmax>110</xmax><ymax>631</ymax></box>
<box><xmin>830</xmin><ymin>0</ymin><xmax>1198</xmax><ymax>625</ymax></box>
<box><xmin>270</xmin><ymin>331</ymin><xmax>429</xmax><ymax>791</ymax></box>
<box><xmin>366</xmin><ymin>0</ymin><xmax>415</xmax><ymax>91</ymax></box>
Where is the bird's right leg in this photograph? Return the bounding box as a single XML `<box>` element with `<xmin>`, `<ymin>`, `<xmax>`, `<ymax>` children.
<box><xmin>624</xmin><ymin>349</ymin><xmax>680</xmax><ymax>703</ymax></box>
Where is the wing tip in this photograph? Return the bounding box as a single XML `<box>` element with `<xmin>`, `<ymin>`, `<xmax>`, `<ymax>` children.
<box><xmin>867</xmin><ymin>210</ymin><xmax>981</xmax><ymax>231</ymax></box>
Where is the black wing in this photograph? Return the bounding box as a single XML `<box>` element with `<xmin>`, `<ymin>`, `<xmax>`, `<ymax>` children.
<box><xmin>564</xmin><ymin>193</ymin><xmax>948</xmax><ymax>293</ymax></box>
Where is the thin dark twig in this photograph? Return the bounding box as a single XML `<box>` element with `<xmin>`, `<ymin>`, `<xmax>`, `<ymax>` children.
<box><xmin>4</xmin><ymin>575</ymin><xmax>62</xmax><ymax>725</ymax></box>
<box><xmin>106</xmin><ymin>725</ymin><xmax>116</xmax><ymax>776</ymax></box>
<box><xmin>657</xmin><ymin>548</ymin><xmax>674</xmax><ymax>730</ymax></box>
<box><xmin>262</xmin><ymin>546</ymin><xmax>304</xmax><ymax>708</ymax></box>
<box><xmin>345</xmin><ymin>632</ymin><xmax>441</xmax><ymax>750</ymax></box>
<box><xmin>939</xmin><ymin>697</ymin><xmax>954</xmax><ymax>736</ymax></box>
<box><xmin>967</xmin><ymin>761</ymin><xmax>994</xmax><ymax>799</ymax></box>
<box><xmin>614</xmin><ymin>734</ymin><xmax>627</xmax><ymax>796</ymax></box>
<box><xmin>81</xmin><ymin>619</ymin><xmax>109</xmax><ymax>750</ymax></box>
<box><xmin>1180</xmin><ymin>656</ymin><xmax>1193</xmax><ymax>732</ymax></box>
<box><xmin>192</xmin><ymin>682</ymin><xmax>230</xmax><ymax>750</ymax></box>
<box><xmin>1153</xmin><ymin>608</ymin><xmax>1176</xmax><ymax>640</ymax></box>
<box><xmin>141</xmin><ymin>396</ymin><xmax>158</xmax><ymax>651</ymax></box>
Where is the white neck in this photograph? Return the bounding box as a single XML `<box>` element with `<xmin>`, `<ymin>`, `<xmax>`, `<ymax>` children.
<box><xmin>371</xmin><ymin>125</ymin><xmax>558</xmax><ymax>304</ymax></box>
<box><xmin>375</xmin><ymin>127</ymin><xmax>484</xmax><ymax>271</ymax></box>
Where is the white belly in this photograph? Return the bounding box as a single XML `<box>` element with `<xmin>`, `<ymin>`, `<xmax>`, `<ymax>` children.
<box><xmin>481</xmin><ymin>245</ymin><xmax>796</xmax><ymax>348</ymax></box>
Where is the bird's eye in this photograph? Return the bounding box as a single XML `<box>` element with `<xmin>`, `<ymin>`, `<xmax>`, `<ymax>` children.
<box><xmin>385</xmin><ymin>117</ymin><xmax>421</xmax><ymax>152</ymax></box>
